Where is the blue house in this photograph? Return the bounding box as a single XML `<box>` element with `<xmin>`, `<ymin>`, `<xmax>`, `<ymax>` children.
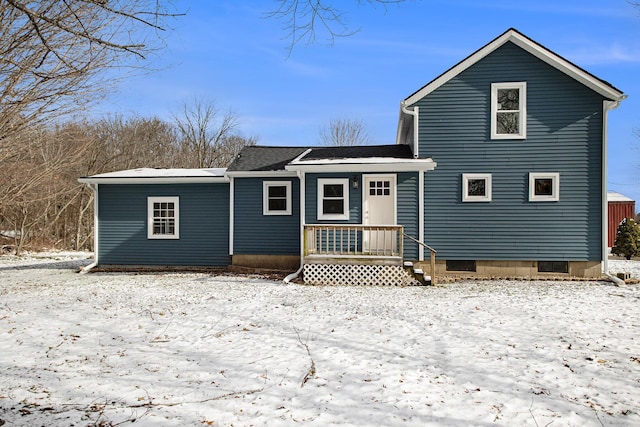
<box><xmin>79</xmin><ymin>29</ymin><xmax>625</xmax><ymax>284</ymax></box>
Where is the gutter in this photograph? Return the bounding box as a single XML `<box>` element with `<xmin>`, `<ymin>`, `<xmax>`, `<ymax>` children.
<box><xmin>401</xmin><ymin>102</ymin><xmax>419</xmax><ymax>158</ymax></box>
<box><xmin>601</xmin><ymin>96</ymin><xmax>627</xmax><ymax>286</ymax></box>
<box><xmin>80</xmin><ymin>183</ymin><xmax>99</xmax><ymax>274</ymax></box>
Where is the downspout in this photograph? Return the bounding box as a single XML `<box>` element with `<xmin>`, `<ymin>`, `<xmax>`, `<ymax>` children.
<box><xmin>602</xmin><ymin>98</ymin><xmax>626</xmax><ymax>285</ymax></box>
<box><xmin>229</xmin><ymin>176</ymin><xmax>234</xmax><ymax>257</ymax></box>
<box><xmin>284</xmin><ymin>169</ymin><xmax>305</xmax><ymax>283</ymax></box>
<box><xmin>418</xmin><ymin>170</ymin><xmax>424</xmax><ymax>261</ymax></box>
<box><xmin>401</xmin><ymin>102</ymin><xmax>419</xmax><ymax>158</ymax></box>
<box><xmin>402</xmin><ymin>102</ymin><xmax>424</xmax><ymax>260</ymax></box>
<box><xmin>80</xmin><ymin>183</ymin><xmax>98</xmax><ymax>274</ymax></box>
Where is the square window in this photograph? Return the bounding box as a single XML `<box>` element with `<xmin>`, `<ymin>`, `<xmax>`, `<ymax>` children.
<box><xmin>148</xmin><ymin>196</ymin><xmax>179</xmax><ymax>239</ymax></box>
<box><xmin>318</xmin><ymin>178</ymin><xmax>349</xmax><ymax>220</ymax></box>
<box><xmin>462</xmin><ymin>173</ymin><xmax>492</xmax><ymax>202</ymax></box>
<box><xmin>529</xmin><ymin>173</ymin><xmax>559</xmax><ymax>202</ymax></box>
<box><xmin>491</xmin><ymin>82</ymin><xmax>527</xmax><ymax>139</ymax></box>
<box><xmin>263</xmin><ymin>181</ymin><xmax>292</xmax><ymax>215</ymax></box>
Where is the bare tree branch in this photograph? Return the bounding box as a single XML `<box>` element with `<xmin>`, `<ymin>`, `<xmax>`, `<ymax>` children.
<box><xmin>319</xmin><ymin>117</ymin><xmax>371</xmax><ymax>146</ymax></box>
<box><xmin>267</xmin><ymin>0</ymin><xmax>407</xmax><ymax>54</ymax></box>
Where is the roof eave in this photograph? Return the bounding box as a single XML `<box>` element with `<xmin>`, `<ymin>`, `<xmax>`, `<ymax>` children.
<box><xmin>285</xmin><ymin>159</ymin><xmax>437</xmax><ymax>173</ymax></box>
<box><xmin>404</xmin><ymin>28</ymin><xmax>624</xmax><ymax>107</ymax></box>
<box><xmin>224</xmin><ymin>170</ymin><xmax>299</xmax><ymax>177</ymax></box>
<box><xmin>77</xmin><ymin>176</ymin><xmax>229</xmax><ymax>184</ymax></box>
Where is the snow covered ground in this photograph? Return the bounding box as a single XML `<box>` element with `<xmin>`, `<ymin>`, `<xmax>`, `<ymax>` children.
<box><xmin>0</xmin><ymin>252</ymin><xmax>639</xmax><ymax>426</ymax></box>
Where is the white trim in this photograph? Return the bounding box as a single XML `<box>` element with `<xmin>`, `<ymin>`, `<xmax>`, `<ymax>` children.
<box><xmin>92</xmin><ymin>183</ymin><xmax>99</xmax><ymax>264</ymax></box>
<box><xmin>317</xmin><ymin>178</ymin><xmax>350</xmax><ymax>221</ymax></box>
<box><xmin>403</xmin><ymin>29</ymin><xmax>624</xmax><ymax>107</ymax></box>
<box><xmin>79</xmin><ymin>176</ymin><xmax>228</xmax><ymax>184</ymax></box>
<box><xmin>263</xmin><ymin>181</ymin><xmax>292</xmax><ymax>215</ymax></box>
<box><xmin>602</xmin><ymin>101</ymin><xmax>610</xmax><ymax>272</ymax></box>
<box><xmin>147</xmin><ymin>196</ymin><xmax>180</xmax><ymax>239</ymax></box>
<box><xmin>225</xmin><ymin>171</ymin><xmax>299</xmax><ymax>178</ymax></box>
<box><xmin>286</xmin><ymin>159</ymin><xmax>436</xmax><ymax>173</ymax></box>
<box><xmin>229</xmin><ymin>177</ymin><xmax>234</xmax><ymax>255</ymax></box>
<box><xmin>462</xmin><ymin>173</ymin><xmax>492</xmax><ymax>202</ymax></box>
<box><xmin>491</xmin><ymin>82</ymin><xmax>527</xmax><ymax>139</ymax></box>
<box><xmin>529</xmin><ymin>172</ymin><xmax>560</xmax><ymax>202</ymax></box>
<box><xmin>418</xmin><ymin>171</ymin><xmax>424</xmax><ymax>261</ymax></box>
<box><xmin>299</xmin><ymin>171</ymin><xmax>306</xmax><ymax>261</ymax></box>
<box><xmin>413</xmin><ymin>106</ymin><xmax>420</xmax><ymax>157</ymax></box>
<box><xmin>292</xmin><ymin>148</ymin><xmax>313</xmax><ymax>162</ymax></box>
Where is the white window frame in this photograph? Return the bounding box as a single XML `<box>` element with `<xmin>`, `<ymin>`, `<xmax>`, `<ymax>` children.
<box><xmin>263</xmin><ymin>181</ymin><xmax>292</xmax><ymax>215</ymax></box>
<box><xmin>462</xmin><ymin>173</ymin><xmax>492</xmax><ymax>202</ymax></box>
<box><xmin>529</xmin><ymin>172</ymin><xmax>560</xmax><ymax>202</ymax></box>
<box><xmin>147</xmin><ymin>196</ymin><xmax>180</xmax><ymax>239</ymax></box>
<box><xmin>317</xmin><ymin>178</ymin><xmax>349</xmax><ymax>221</ymax></box>
<box><xmin>491</xmin><ymin>82</ymin><xmax>527</xmax><ymax>139</ymax></box>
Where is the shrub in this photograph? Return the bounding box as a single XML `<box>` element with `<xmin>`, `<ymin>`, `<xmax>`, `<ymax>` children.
<box><xmin>611</xmin><ymin>217</ymin><xmax>640</xmax><ymax>260</ymax></box>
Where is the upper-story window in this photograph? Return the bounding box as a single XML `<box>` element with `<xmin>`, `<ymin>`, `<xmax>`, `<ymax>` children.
<box><xmin>491</xmin><ymin>82</ymin><xmax>527</xmax><ymax>139</ymax></box>
<box><xmin>263</xmin><ymin>181</ymin><xmax>292</xmax><ymax>215</ymax></box>
<box><xmin>148</xmin><ymin>196</ymin><xmax>179</xmax><ymax>239</ymax></box>
<box><xmin>317</xmin><ymin>178</ymin><xmax>349</xmax><ymax>220</ymax></box>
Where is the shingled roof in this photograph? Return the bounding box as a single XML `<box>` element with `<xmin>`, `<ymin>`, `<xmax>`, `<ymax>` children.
<box><xmin>304</xmin><ymin>144</ymin><xmax>413</xmax><ymax>161</ymax></box>
<box><xmin>226</xmin><ymin>146</ymin><xmax>310</xmax><ymax>172</ymax></box>
<box><xmin>227</xmin><ymin>144</ymin><xmax>415</xmax><ymax>172</ymax></box>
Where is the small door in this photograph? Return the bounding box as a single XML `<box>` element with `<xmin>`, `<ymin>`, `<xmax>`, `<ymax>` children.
<box><xmin>363</xmin><ymin>174</ymin><xmax>396</xmax><ymax>254</ymax></box>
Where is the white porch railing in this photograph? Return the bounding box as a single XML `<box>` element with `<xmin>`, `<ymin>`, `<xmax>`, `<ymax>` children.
<box><xmin>303</xmin><ymin>224</ymin><xmax>403</xmax><ymax>258</ymax></box>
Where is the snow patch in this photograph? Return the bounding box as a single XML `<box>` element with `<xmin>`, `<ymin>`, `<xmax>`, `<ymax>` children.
<box><xmin>0</xmin><ymin>254</ymin><xmax>638</xmax><ymax>426</ymax></box>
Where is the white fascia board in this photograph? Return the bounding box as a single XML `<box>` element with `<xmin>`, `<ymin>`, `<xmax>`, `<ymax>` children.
<box><xmin>404</xmin><ymin>29</ymin><xmax>624</xmax><ymax>107</ymax></box>
<box><xmin>286</xmin><ymin>159</ymin><xmax>436</xmax><ymax>173</ymax></box>
<box><xmin>77</xmin><ymin>176</ymin><xmax>229</xmax><ymax>184</ymax></box>
<box><xmin>508</xmin><ymin>34</ymin><xmax>623</xmax><ymax>101</ymax></box>
<box><xmin>224</xmin><ymin>171</ymin><xmax>299</xmax><ymax>178</ymax></box>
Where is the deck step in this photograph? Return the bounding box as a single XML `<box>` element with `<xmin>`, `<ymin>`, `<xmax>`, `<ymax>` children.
<box><xmin>403</xmin><ymin>261</ymin><xmax>414</xmax><ymax>268</ymax></box>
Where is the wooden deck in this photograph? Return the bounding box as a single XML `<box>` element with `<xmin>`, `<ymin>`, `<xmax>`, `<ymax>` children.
<box><xmin>302</xmin><ymin>224</ymin><xmax>437</xmax><ymax>285</ymax></box>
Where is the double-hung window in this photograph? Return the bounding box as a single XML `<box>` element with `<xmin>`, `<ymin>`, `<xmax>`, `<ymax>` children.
<box><xmin>317</xmin><ymin>178</ymin><xmax>349</xmax><ymax>220</ymax></box>
<box><xmin>529</xmin><ymin>172</ymin><xmax>559</xmax><ymax>202</ymax></box>
<box><xmin>263</xmin><ymin>181</ymin><xmax>292</xmax><ymax>215</ymax></box>
<box><xmin>148</xmin><ymin>196</ymin><xmax>179</xmax><ymax>239</ymax></box>
<box><xmin>462</xmin><ymin>173</ymin><xmax>492</xmax><ymax>202</ymax></box>
<box><xmin>491</xmin><ymin>82</ymin><xmax>527</xmax><ymax>139</ymax></box>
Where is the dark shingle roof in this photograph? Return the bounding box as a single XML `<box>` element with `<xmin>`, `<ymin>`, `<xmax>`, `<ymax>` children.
<box><xmin>227</xmin><ymin>144</ymin><xmax>415</xmax><ymax>172</ymax></box>
<box><xmin>304</xmin><ymin>144</ymin><xmax>413</xmax><ymax>160</ymax></box>
<box><xmin>226</xmin><ymin>146</ymin><xmax>310</xmax><ymax>172</ymax></box>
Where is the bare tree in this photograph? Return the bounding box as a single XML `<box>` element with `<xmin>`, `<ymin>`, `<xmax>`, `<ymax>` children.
<box><xmin>0</xmin><ymin>123</ymin><xmax>92</xmax><ymax>254</ymax></box>
<box><xmin>267</xmin><ymin>0</ymin><xmax>406</xmax><ymax>53</ymax></box>
<box><xmin>173</xmin><ymin>98</ymin><xmax>255</xmax><ymax>168</ymax></box>
<box><xmin>319</xmin><ymin>118</ymin><xmax>371</xmax><ymax>146</ymax></box>
<box><xmin>0</xmin><ymin>1</ymin><xmax>178</xmax><ymax>143</ymax></box>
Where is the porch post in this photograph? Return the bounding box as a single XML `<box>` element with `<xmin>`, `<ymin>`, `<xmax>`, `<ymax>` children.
<box><xmin>298</xmin><ymin>171</ymin><xmax>306</xmax><ymax>264</ymax></box>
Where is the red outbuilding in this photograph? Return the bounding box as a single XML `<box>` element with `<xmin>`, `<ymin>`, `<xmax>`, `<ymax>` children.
<box><xmin>608</xmin><ymin>191</ymin><xmax>636</xmax><ymax>247</ymax></box>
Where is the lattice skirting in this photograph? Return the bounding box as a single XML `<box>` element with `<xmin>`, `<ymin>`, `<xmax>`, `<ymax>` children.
<box><xmin>303</xmin><ymin>263</ymin><xmax>420</xmax><ymax>286</ymax></box>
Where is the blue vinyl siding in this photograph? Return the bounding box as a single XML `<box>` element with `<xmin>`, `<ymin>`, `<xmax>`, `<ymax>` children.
<box><xmin>418</xmin><ymin>42</ymin><xmax>603</xmax><ymax>261</ymax></box>
<box><xmin>98</xmin><ymin>184</ymin><xmax>230</xmax><ymax>266</ymax></box>
<box><xmin>307</xmin><ymin>172</ymin><xmax>420</xmax><ymax>259</ymax></box>
<box><xmin>233</xmin><ymin>177</ymin><xmax>300</xmax><ymax>255</ymax></box>
<box><xmin>397</xmin><ymin>172</ymin><xmax>419</xmax><ymax>260</ymax></box>
<box><xmin>305</xmin><ymin>173</ymin><xmax>361</xmax><ymax>224</ymax></box>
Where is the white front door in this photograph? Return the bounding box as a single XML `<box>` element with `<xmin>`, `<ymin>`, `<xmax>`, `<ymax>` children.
<box><xmin>363</xmin><ymin>174</ymin><xmax>396</xmax><ymax>254</ymax></box>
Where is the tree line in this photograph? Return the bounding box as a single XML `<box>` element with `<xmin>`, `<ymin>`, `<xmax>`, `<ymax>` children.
<box><xmin>0</xmin><ymin>101</ymin><xmax>256</xmax><ymax>255</ymax></box>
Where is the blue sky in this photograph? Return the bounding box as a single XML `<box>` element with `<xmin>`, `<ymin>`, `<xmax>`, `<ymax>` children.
<box><xmin>100</xmin><ymin>0</ymin><xmax>640</xmax><ymax>208</ymax></box>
